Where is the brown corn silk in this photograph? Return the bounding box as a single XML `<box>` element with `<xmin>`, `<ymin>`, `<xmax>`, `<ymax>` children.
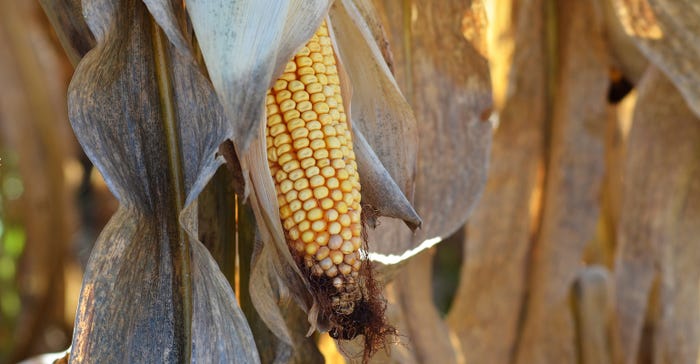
<box><xmin>264</xmin><ymin>20</ymin><xmax>393</xmax><ymax>357</ymax></box>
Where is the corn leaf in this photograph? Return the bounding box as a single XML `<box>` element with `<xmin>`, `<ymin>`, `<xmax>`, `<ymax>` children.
<box><xmin>38</xmin><ymin>0</ymin><xmax>95</xmax><ymax>67</ymax></box>
<box><xmin>185</xmin><ymin>0</ymin><xmax>331</xmax><ymax>157</ymax></box>
<box><xmin>67</xmin><ymin>0</ymin><xmax>257</xmax><ymax>362</ymax></box>
<box><xmin>612</xmin><ymin>0</ymin><xmax>700</xmax><ymax>118</ymax></box>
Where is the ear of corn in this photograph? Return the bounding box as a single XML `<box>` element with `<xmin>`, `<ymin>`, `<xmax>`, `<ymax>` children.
<box><xmin>265</xmin><ymin>20</ymin><xmax>363</xmax><ymax>315</ymax></box>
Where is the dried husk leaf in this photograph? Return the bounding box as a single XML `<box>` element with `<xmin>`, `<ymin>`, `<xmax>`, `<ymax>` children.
<box><xmin>613</xmin><ymin>67</ymin><xmax>700</xmax><ymax>364</ymax></box>
<box><xmin>38</xmin><ymin>0</ymin><xmax>95</xmax><ymax>66</ymax></box>
<box><xmin>67</xmin><ymin>0</ymin><xmax>257</xmax><ymax>361</ymax></box>
<box><xmin>329</xmin><ymin>0</ymin><xmax>421</xmax><ymax>230</ymax></box>
<box><xmin>185</xmin><ymin>0</ymin><xmax>331</xmax><ymax>156</ymax></box>
<box><xmin>142</xmin><ymin>0</ymin><xmax>191</xmax><ymax>56</ymax></box>
<box><xmin>367</xmin><ymin>0</ymin><xmax>492</xmax><ymax>262</ymax></box>
<box><xmin>611</xmin><ymin>0</ymin><xmax>700</xmax><ymax>118</ymax></box>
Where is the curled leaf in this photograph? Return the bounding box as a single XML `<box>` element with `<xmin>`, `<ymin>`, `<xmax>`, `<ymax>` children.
<box><xmin>67</xmin><ymin>0</ymin><xmax>256</xmax><ymax>361</ymax></box>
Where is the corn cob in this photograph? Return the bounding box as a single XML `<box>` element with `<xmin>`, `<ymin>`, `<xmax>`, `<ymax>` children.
<box><xmin>265</xmin><ymin>21</ymin><xmax>363</xmax><ymax>315</ymax></box>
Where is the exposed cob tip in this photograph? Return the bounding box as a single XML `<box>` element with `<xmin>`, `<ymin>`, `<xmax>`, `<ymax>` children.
<box><xmin>263</xmin><ymin>20</ymin><xmax>396</xmax><ymax>358</ymax></box>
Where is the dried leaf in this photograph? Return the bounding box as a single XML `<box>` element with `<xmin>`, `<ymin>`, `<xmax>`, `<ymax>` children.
<box><xmin>142</xmin><ymin>0</ymin><xmax>191</xmax><ymax>55</ymax></box>
<box><xmin>446</xmin><ymin>0</ymin><xmax>547</xmax><ymax>360</ymax></box>
<box><xmin>38</xmin><ymin>0</ymin><xmax>95</xmax><ymax>66</ymax></box>
<box><xmin>572</xmin><ymin>267</ymin><xmax>613</xmax><ymax>364</ymax></box>
<box><xmin>611</xmin><ymin>0</ymin><xmax>700</xmax><ymax>118</ymax></box>
<box><xmin>368</xmin><ymin>0</ymin><xmax>492</xmax><ymax>261</ymax></box>
<box><xmin>613</xmin><ymin>67</ymin><xmax>700</xmax><ymax>364</ymax></box>
<box><xmin>186</xmin><ymin>0</ymin><xmax>331</xmax><ymax>155</ymax></box>
<box><xmin>515</xmin><ymin>0</ymin><xmax>610</xmax><ymax>362</ymax></box>
<box><xmin>67</xmin><ymin>0</ymin><xmax>256</xmax><ymax>361</ymax></box>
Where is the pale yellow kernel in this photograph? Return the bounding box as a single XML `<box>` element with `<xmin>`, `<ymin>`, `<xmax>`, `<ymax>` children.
<box><xmin>340</xmin><ymin>180</ymin><xmax>353</xmax><ymax>193</ymax></box>
<box><xmin>336</xmin><ymin>168</ymin><xmax>349</xmax><ymax>180</ymax></box>
<box><xmin>316</xmin><ymin>232</ymin><xmax>330</xmax><ymax>246</ymax></box>
<box><xmin>313</xmin><ymin>102</ymin><xmax>330</xmax><ymax>114</ymax></box>
<box><xmin>291</xmin><ymin>127</ymin><xmax>309</xmax><ymax>139</ymax></box>
<box><xmin>277</xmin><ymin>195</ymin><xmax>286</xmax><ymax>206</ymax></box>
<box><xmin>297</xmin><ymin>100</ymin><xmax>312</xmax><ymax>112</ymax></box>
<box><xmin>352</xmin><ymin>189</ymin><xmax>361</xmax><ymax>203</ymax></box>
<box><xmin>284</xmin><ymin>190</ymin><xmax>297</xmax><ymax>203</ymax></box>
<box><xmin>310</xmin><ymin>93</ymin><xmax>326</xmax><ymax>103</ymax></box>
<box><xmin>303</xmin><ymin>199</ymin><xmax>317</xmax><ymax>211</ymax></box>
<box><xmin>298</xmin><ymin>66</ymin><xmax>314</xmax><ymax>75</ymax></box>
<box><xmin>276</xmin><ymin>90</ymin><xmax>292</xmax><ymax>103</ymax></box>
<box><xmin>308</xmin><ymin>140</ymin><xmax>325</xmax><ymax>152</ymax></box>
<box><xmin>293</xmin><ymin>210</ymin><xmax>306</xmax><ymax>224</ymax></box>
<box><xmin>327</xmin><ymin>97</ymin><xmax>338</xmax><ymax>109</ymax></box>
<box><xmin>289</xmin><ymin>199</ymin><xmax>302</xmax><ymax>212</ymax></box>
<box><xmin>287</xmin><ymin>169</ymin><xmax>304</xmax><ymax>181</ymax></box>
<box><xmin>328</xmin><ymin>221</ymin><xmax>341</xmax><ymax>235</ymax></box>
<box><xmin>280</xmin><ymin>72</ymin><xmax>296</xmax><ymax>81</ymax></box>
<box><xmin>273</xmin><ymin>79</ymin><xmax>288</xmax><ymax>92</ymax></box>
<box><xmin>296</xmin><ymin>56</ymin><xmax>312</xmax><ymax>67</ymax></box>
<box><xmin>327</xmin><ymin>177</ymin><xmax>339</xmax><ymax>189</ymax></box>
<box><xmin>330</xmin><ymin>251</ymin><xmax>344</xmax><ymax>265</ymax></box>
<box><xmin>297</xmin><ymin>147</ymin><xmax>313</xmax><ymax>160</ymax></box>
<box><xmin>301</xmin><ymin>110</ymin><xmax>318</xmax><ymax>122</ymax></box>
<box><xmin>279</xmin><ymin>180</ymin><xmax>293</xmax><ymax>194</ymax></box>
<box><xmin>280</xmin><ymin>205</ymin><xmax>292</xmax><ymax>219</ymax></box>
<box><xmin>339</xmin><ymin>264</ymin><xmax>352</xmax><ymax>276</ymax></box>
<box><xmin>276</xmin><ymin>152</ymin><xmax>292</xmax><ymax>166</ymax></box>
<box><xmin>312</xmin><ymin>63</ymin><xmax>326</xmax><ymax>74</ymax></box>
<box><xmin>283</xmin><ymin>109</ymin><xmax>300</xmax><ymax>121</ymax></box>
<box><xmin>310</xmin><ymin>52</ymin><xmax>324</xmax><ymax>63</ymax></box>
<box><xmin>329</xmin><ymin>149</ymin><xmax>343</xmax><ymax>159</ymax></box>
<box><xmin>333</xmin><ymin>277</ymin><xmax>343</xmax><ymax>289</ymax></box>
<box><xmin>319</xmin><ymin>257</ymin><xmax>333</xmax><ymax>270</ymax></box>
<box><xmin>288</xmin><ymin>227</ymin><xmax>300</xmax><ymax>240</ymax></box>
<box><xmin>341</xmin><ymin>228</ymin><xmax>353</xmax><ymax>241</ymax></box>
<box><xmin>267</xmin><ymin>114</ymin><xmax>282</xmax><ymax>127</ymax></box>
<box><xmin>303</xmin><ymin>233</ymin><xmax>317</xmax><ymax>246</ymax></box>
<box><xmin>343</xmin><ymin>193</ymin><xmax>354</xmax><ymax>206</ymax></box>
<box><xmin>306</xmin><ymin>167</ymin><xmax>320</xmax><ymax>179</ymax></box>
<box><xmin>325</xmin><ymin>209</ymin><xmax>339</xmax><ymax>222</ymax></box>
<box><xmin>338</xmin><ymin>213</ymin><xmax>351</xmax><ymax>227</ymax></box>
<box><xmin>301</xmin><ymin>157</ymin><xmax>316</xmax><ymax>169</ymax></box>
<box><xmin>317</xmin><ymin>73</ymin><xmax>328</xmax><ymax>85</ymax></box>
<box><xmin>300</xmin><ymin>74</ymin><xmax>318</xmax><ymax>85</ymax></box>
<box><xmin>274</xmin><ymin>170</ymin><xmax>287</xmax><ymax>183</ymax></box>
<box><xmin>311</xmin><ymin>264</ymin><xmax>324</xmax><ymax>276</ymax></box>
<box><xmin>307</xmin><ymin>83</ymin><xmax>323</xmax><ymax>95</ymax></box>
<box><xmin>331</xmin><ymin>190</ymin><xmax>343</xmax><ymax>201</ymax></box>
<box><xmin>313</xmin><ymin>149</ymin><xmax>329</xmax><ymax>160</ymax></box>
<box><xmin>284</xmin><ymin>61</ymin><xmax>297</xmax><ymax>72</ymax></box>
<box><xmin>316</xmin><ymin>246</ymin><xmax>330</xmax><ymax>260</ymax></box>
<box><xmin>323</xmin><ymin>86</ymin><xmax>334</xmax><ymax>97</ymax></box>
<box><xmin>317</xmin><ymin>158</ymin><xmax>331</xmax><ymax>168</ymax></box>
<box><xmin>297</xmin><ymin>47</ymin><xmax>310</xmax><ymax>56</ymax></box>
<box><xmin>293</xmin><ymin>138</ymin><xmax>310</xmax><ymax>149</ymax></box>
<box><xmin>330</xmin><ymin>109</ymin><xmax>341</xmax><ymax>121</ymax></box>
<box><xmin>286</xmin><ymin>117</ymin><xmax>305</xmax><ymax>131</ymax></box>
<box><xmin>321</xmin><ymin>45</ymin><xmax>333</xmax><ymax>56</ymax></box>
<box><xmin>293</xmin><ymin>178</ymin><xmax>309</xmax><ymax>191</ymax></box>
<box><xmin>298</xmin><ymin>189</ymin><xmax>313</xmax><ymax>201</ymax></box>
<box><xmin>280</xmin><ymin>99</ymin><xmax>296</xmax><ymax>113</ymax></box>
<box><xmin>335</xmin><ymin>201</ymin><xmax>348</xmax><ymax>214</ymax></box>
<box><xmin>309</xmin><ymin>130</ymin><xmax>324</xmax><ymax>140</ymax></box>
<box><xmin>325</xmin><ymin>136</ymin><xmax>341</xmax><ymax>149</ymax></box>
<box><xmin>293</xmin><ymin>90</ymin><xmax>309</xmax><ymax>102</ymax></box>
<box><xmin>349</xmin><ymin>210</ymin><xmax>361</xmax><ymax>223</ymax></box>
<box><xmin>277</xmin><ymin>143</ymin><xmax>292</xmax><ymax>156</ymax></box>
<box><xmin>311</xmin><ymin>220</ymin><xmax>326</xmax><ymax>232</ymax></box>
<box><xmin>266</xmin><ymin>94</ymin><xmax>276</xmax><ymax>105</ymax></box>
<box><xmin>326</xmin><ymin>64</ymin><xmax>338</xmax><ymax>74</ymax></box>
<box><xmin>313</xmin><ymin>186</ymin><xmax>329</xmax><ymax>199</ymax></box>
<box><xmin>320</xmin><ymin>166</ymin><xmax>335</xmax><ymax>178</ymax></box>
<box><xmin>328</xmin><ymin>235</ymin><xmax>343</xmax><ymax>250</ymax></box>
<box><xmin>273</xmin><ymin>134</ymin><xmax>291</xmax><ymax>148</ymax></box>
<box><xmin>351</xmin><ymin>223</ymin><xmax>362</xmax><ymax>237</ymax></box>
<box><xmin>351</xmin><ymin>236</ymin><xmax>362</xmax><ymax>250</ymax></box>
<box><xmin>298</xmin><ymin>220</ymin><xmax>310</xmax><ymax>232</ymax></box>
<box><xmin>307</xmin><ymin>207</ymin><xmax>323</xmax><ymax>221</ymax></box>
<box><xmin>352</xmin><ymin>260</ymin><xmax>361</xmax><ymax>272</ymax></box>
<box><xmin>283</xmin><ymin>217</ymin><xmax>295</xmax><ymax>230</ymax></box>
<box><xmin>308</xmin><ymin>41</ymin><xmax>321</xmax><ymax>53</ymax></box>
<box><xmin>288</xmin><ymin>80</ymin><xmax>305</xmax><ymax>92</ymax></box>
<box><xmin>321</xmin><ymin>198</ymin><xmax>334</xmax><ymax>210</ymax></box>
<box><xmin>309</xmin><ymin>175</ymin><xmax>325</xmax><ymax>187</ymax></box>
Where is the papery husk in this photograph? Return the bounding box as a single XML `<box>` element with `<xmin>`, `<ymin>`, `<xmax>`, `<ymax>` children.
<box><xmin>186</xmin><ymin>0</ymin><xmax>332</xmax><ymax>160</ymax></box>
<box><xmin>67</xmin><ymin>0</ymin><xmax>258</xmax><ymax>361</ymax></box>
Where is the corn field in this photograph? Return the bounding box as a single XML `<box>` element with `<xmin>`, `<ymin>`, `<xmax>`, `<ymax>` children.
<box><xmin>1</xmin><ymin>0</ymin><xmax>699</xmax><ymax>363</ymax></box>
